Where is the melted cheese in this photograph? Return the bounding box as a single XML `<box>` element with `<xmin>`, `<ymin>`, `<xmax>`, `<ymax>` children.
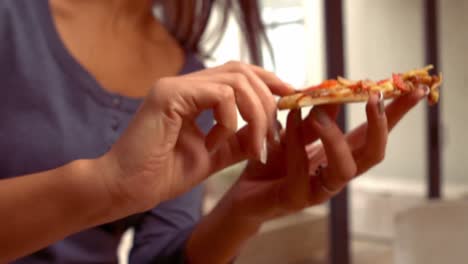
<box><xmin>371</xmin><ymin>81</ymin><xmax>394</xmax><ymax>92</ymax></box>
<box><xmin>402</xmin><ymin>65</ymin><xmax>434</xmax><ymax>79</ymax></box>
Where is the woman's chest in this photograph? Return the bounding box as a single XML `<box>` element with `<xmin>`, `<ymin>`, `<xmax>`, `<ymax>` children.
<box><xmin>0</xmin><ymin>72</ymin><xmax>137</xmax><ymax>178</ymax></box>
<box><xmin>55</xmin><ymin>20</ymin><xmax>186</xmax><ymax>98</ymax></box>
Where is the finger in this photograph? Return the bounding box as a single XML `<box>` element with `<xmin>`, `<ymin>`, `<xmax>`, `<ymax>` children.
<box><xmin>176</xmin><ymin>122</ymin><xmax>211</xmax><ymax>185</ymax></box>
<box><xmin>193</xmin><ymin>83</ymin><xmax>238</xmax><ymax>153</ymax></box>
<box><xmin>205</xmin><ymin>124</ymin><xmax>237</xmax><ymax>153</ymax></box>
<box><xmin>210</xmin><ymin>122</ymin><xmax>281</xmax><ymax>174</ymax></box>
<box><xmin>209</xmin><ymin>125</ymin><xmax>250</xmax><ymax>174</ymax></box>
<box><xmin>187</xmin><ymin>74</ymin><xmax>269</xmax><ymax>162</ymax></box>
<box><xmin>309</xmin><ymin>106</ymin><xmax>357</xmax><ymax>191</ymax></box>
<box><xmin>187</xmin><ymin>61</ymin><xmax>295</xmax><ymax>96</ymax></box>
<box><xmin>302</xmin><ymin>104</ymin><xmax>341</xmax><ymax>144</ymax></box>
<box><xmin>248</xmin><ymin>64</ymin><xmax>296</xmax><ymax>96</ymax></box>
<box><xmin>354</xmin><ymin>93</ymin><xmax>388</xmax><ymax>175</ymax></box>
<box><xmin>345</xmin><ymin>85</ymin><xmax>427</xmax><ymax>149</ymax></box>
<box><xmin>306</xmin><ymin>143</ymin><xmax>326</xmax><ymax>172</ymax></box>
<box><xmin>283</xmin><ymin>109</ymin><xmax>310</xmax><ymax>209</ymax></box>
<box><xmin>231</xmin><ymin>65</ymin><xmax>280</xmax><ymax>144</ymax></box>
<box><xmin>308</xmin><ymin>174</ymin><xmax>335</xmax><ymax>205</ymax></box>
<box><xmin>204</xmin><ymin>87</ymin><xmax>238</xmax><ymax>153</ymax></box>
<box><xmin>190</xmin><ymin>70</ymin><xmax>280</xmax><ymax>145</ymax></box>
<box><xmin>303</xmin><ymin>105</ymin><xmax>341</xmax><ymax>167</ymax></box>
<box><xmin>158</xmin><ymin>80</ymin><xmax>239</xmax><ymax>154</ymax></box>
<box><xmin>285</xmin><ymin>109</ymin><xmax>308</xmax><ymax>182</ymax></box>
<box><xmin>386</xmin><ymin>84</ymin><xmax>427</xmax><ymax>131</ymax></box>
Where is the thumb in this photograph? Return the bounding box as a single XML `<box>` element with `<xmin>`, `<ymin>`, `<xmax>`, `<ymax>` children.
<box><xmin>208</xmin><ymin>125</ymin><xmax>251</xmax><ymax>174</ymax></box>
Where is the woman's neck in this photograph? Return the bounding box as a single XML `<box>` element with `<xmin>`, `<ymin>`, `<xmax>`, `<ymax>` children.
<box><xmin>49</xmin><ymin>0</ymin><xmax>185</xmax><ymax>98</ymax></box>
<box><xmin>51</xmin><ymin>0</ymin><xmax>156</xmax><ymax>33</ymax></box>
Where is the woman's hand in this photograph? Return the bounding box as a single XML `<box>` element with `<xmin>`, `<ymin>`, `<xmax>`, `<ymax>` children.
<box><xmin>99</xmin><ymin>61</ymin><xmax>293</xmax><ymax>216</ymax></box>
<box><xmin>222</xmin><ymin>86</ymin><xmax>428</xmax><ymax>226</ymax></box>
<box><xmin>185</xmin><ymin>86</ymin><xmax>428</xmax><ymax>264</ymax></box>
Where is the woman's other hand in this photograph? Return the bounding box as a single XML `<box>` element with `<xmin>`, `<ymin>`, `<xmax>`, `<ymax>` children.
<box><xmin>98</xmin><ymin>61</ymin><xmax>293</xmax><ymax>216</ymax></box>
<box><xmin>219</xmin><ymin>86</ymin><xmax>427</xmax><ymax>227</ymax></box>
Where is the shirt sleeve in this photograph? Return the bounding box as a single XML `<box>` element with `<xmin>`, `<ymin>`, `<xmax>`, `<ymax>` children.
<box><xmin>129</xmin><ymin>185</ymin><xmax>204</xmax><ymax>264</ymax></box>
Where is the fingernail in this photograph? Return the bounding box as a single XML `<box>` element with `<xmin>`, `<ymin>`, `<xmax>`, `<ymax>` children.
<box><xmin>260</xmin><ymin>138</ymin><xmax>268</xmax><ymax>164</ymax></box>
<box><xmin>273</xmin><ymin>126</ymin><xmax>281</xmax><ymax>143</ymax></box>
<box><xmin>273</xmin><ymin>113</ymin><xmax>281</xmax><ymax>143</ymax></box>
<box><xmin>424</xmin><ymin>86</ymin><xmax>431</xmax><ymax>96</ymax></box>
<box><xmin>418</xmin><ymin>85</ymin><xmax>429</xmax><ymax>98</ymax></box>
<box><xmin>284</xmin><ymin>82</ymin><xmax>296</xmax><ymax>92</ymax></box>
<box><xmin>313</xmin><ymin>108</ymin><xmax>331</xmax><ymax>127</ymax></box>
<box><xmin>378</xmin><ymin>92</ymin><xmax>385</xmax><ymax>116</ymax></box>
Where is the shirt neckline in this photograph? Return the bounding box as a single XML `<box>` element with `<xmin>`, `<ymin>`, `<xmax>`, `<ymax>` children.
<box><xmin>38</xmin><ymin>0</ymin><xmax>193</xmax><ymax>113</ymax></box>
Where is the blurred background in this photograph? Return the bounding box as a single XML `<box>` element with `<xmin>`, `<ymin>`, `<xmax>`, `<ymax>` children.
<box><xmin>119</xmin><ymin>0</ymin><xmax>468</xmax><ymax>263</ymax></box>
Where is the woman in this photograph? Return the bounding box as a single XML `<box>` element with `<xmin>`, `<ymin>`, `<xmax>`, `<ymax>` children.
<box><xmin>0</xmin><ymin>0</ymin><xmax>427</xmax><ymax>263</ymax></box>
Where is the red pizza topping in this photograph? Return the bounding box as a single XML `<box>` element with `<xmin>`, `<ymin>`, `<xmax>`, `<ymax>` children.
<box><xmin>377</xmin><ymin>78</ymin><xmax>391</xmax><ymax>85</ymax></box>
<box><xmin>320</xmin><ymin>80</ymin><xmax>339</xmax><ymax>89</ymax></box>
<box><xmin>303</xmin><ymin>85</ymin><xmax>321</xmax><ymax>92</ymax></box>
<box><xmin>361</xmin><ymin>79</ymin><xmax>374</xmax><ymax>91</ymax></box>
<box><xmin>304</xmin><ymin>79</ymin><xmax>339</xmax><ymax>92</ymax></box>
<box><xmin>349</xmin><ymin>81</ymin><xmax>362</xmax><ymax>91</ymax></box>
<box><xmin>392</xmin><ymin>73</ymin><xmax>410</xmax><ymax>92</ymax></box>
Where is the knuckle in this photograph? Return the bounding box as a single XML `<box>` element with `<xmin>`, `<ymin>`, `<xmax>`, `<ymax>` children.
<box><xmin>264</xmin><ymin>70</ymin><xmax>278</xmax><ymax>80</ymax></box>
<box><xmin>149</xmin><ymin>78</ymin><xmax>185</xmax><ymax>114</ymax></box>
<box><xmin>163</xmin><ymin>98</ymin><xmax>184</xmax><ymax>116</ymax></box>
<box><xmin>232</xmin><ymin>73</ymin><xmax>248</xmax><ymax>87</ymax></box>
<box><xmin>364</xmin><ymin>148</ymin><xmax>386</xmax><ymax>165</ymax></box>
<box><xmin>374</xmin><ymin>150</ymin><xmax>386</xmax><ymax>164</ymax></box>
<box><xmin>237</xmin><ymin>63</ymin><xmax>250</xmax><ymax>73</ymax></box>
<box><xmin>218</xmin><ymin>85</ymin><xmax>235</xmax><ymax>102</ymax></box>
<box><xmin>334</xmin><ymin>142</ymin><xmax>350</xmax><ymax>158</ymax></box>
<box><xmin>340</xmin><ymin>163</ymin><xmax>357</xmax><ymax>181</ymax></box>
<box><xmin>348</xmin><ymin>163</ymin><xmax>358</xmax><ymax>179</ymax></box>
<box><xmin>226</xmin><ymin>60</ymin><xmax>238</xmax><ymax>65</ymax></box>
<box><xmin>321</xmin><ymin>127</ymin><xmax>342</xmax><ymax>143</ymax></box>
<box><xmin>151</xmin><ymin>77</ymin><xmax>176</xmax><ymax>98</ymax></box>
<box><xmin>226</xmin><ymin>60</ymin><xmax>244</xmax><ymax>69</ymax></box>
<box><xmin>149</xmin><ymin>79</ymin><xmax>170</xmax><ymax>105</ymax></box>
<box><xmin>153</xmin><ymin>77</ymin><xmax>174</xmax><ymax>90</ymax></box>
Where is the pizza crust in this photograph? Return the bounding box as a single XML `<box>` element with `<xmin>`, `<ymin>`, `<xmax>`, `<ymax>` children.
<box><xmin>278</xmin><ymin>92</ymin><xmax>398</xmax><ymax>110</ymax></box>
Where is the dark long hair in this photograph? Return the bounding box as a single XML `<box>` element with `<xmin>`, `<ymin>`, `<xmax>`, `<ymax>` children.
<box><xmin>160</xmin><ymin>0</ymin><xmax>268</xmax><ymax>65</ymax></box>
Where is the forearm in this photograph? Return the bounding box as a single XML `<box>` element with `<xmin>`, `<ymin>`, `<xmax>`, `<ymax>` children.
<box><xmin>186</xmin><ymin>198</ymin><xmax>260</xmax><ymax>264</ymax></box>
<box><xmin>0</xmin><ymin>157</ymin><xmax>120</xmax><ymax>262</ymax></box>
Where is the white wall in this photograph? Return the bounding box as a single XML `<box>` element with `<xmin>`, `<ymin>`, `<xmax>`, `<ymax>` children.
<box><xmin>344</xmin><ymin>0</ymin><xmax>468</xmax><ymax>192</ymax></box>
<box><xmin>439</xmin><ymin>0</ymin><xmax>468</xmax><ymax>186</ymax></box>
<box><xmin>345</xmin><ymin>0</ymin><xmax>427</xmax><ymax>185</ymax></box>
<box><xmin>343</xmin><ymin>0</ymin><xmax>468</xmax><ymax>239</ymax></box>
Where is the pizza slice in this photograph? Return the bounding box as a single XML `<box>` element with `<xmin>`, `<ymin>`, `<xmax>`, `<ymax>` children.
<box><xmin>277</xmin><ymin>65</ymin><xmax>442</xmax><ymax>110</ymax></box>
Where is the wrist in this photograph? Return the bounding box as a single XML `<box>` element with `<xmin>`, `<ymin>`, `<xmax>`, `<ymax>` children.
<box><xmin>217</xmin><ymin>194</ymin><xmax>262</xmax><ymax>235</ymax></box>
<box><xmin>90</xmin><ymin>152</ymin><xmax>141</xmax><ymax>220</ymax></box>
<box><xmin>186</xmin><ymin>195</ymin><xmax>260</xmax><ymax>264</ymax></box>
<box><xmin>224</xmin><ymin>197</ymin><xmax>264</xmax><ymax>234</ymax></box>
<box><xmin>74</xmin><ymin>153</ymin><xmax>141</xmax><ymax>226</ymax></box>
<box><xmin>60</xmin><ymin>158</ymin><xmax>121</xmax><ymax>227</ymax></box>
<box><xmin>224</xmin><ymin>176</ymin><xmax>273</xmax><ymax>229</ymax></box>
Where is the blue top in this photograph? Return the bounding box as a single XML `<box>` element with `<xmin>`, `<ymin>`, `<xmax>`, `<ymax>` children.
<box><xmin>0</xmin><ymin>0</ymin><xmax>213</xmax><ymax>263</ymax></box>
